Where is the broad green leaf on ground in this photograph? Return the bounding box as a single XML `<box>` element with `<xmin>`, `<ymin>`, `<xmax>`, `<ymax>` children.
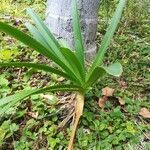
<box><xmin>103</xmin><ymin>62</ymin><xmax>123</xmax><ymax>77</ymax></box>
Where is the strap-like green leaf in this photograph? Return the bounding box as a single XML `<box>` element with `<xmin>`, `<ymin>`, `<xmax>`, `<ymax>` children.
<box><xmin>26</xmin><ymin>21</ymin><xmax>85</xmax><ymax>84</ymax></box>
<box><xmin>85</xmin><ymin>67</ymin><xmax>106</xmax><ymax>88</ymax></box>
<box><xmin>0</xmin><ymin>62</ymin><xmax>76</xmax><ymax>81</ymax></box>
<box><xmin>26</xmin><ymin>9</ymin><xmax>84</xmax><ymax>83</ymax></box>
<box><xmin>26</xmin><ymin>8</ymin><xmax>61</xmax><ymax>55</ymax></box>
<box><xmin>103</xmin><ymin>62</ymin><xmax>123</xmax><ymax>77</ymax></box>
<box><xmin>87</xmin><ymin>0</ymin><xmax>126</xmax><ymax>80</ymax></box>
<box><xmin>26</xmin><ymin>9</ymin><xmax>66</xmax><ymax>62</ymax></box>
<box><xmin>0</xmin><ymin>22</ymin><xmax>80</xmax><ymax>84</ymax></box>
<box><xmin>25</xmin><ymin>22</ymin><xmax>50</xmax><ymax>50</ymax></box>
<box><xmin>72</xmin><ymin>0</ymin><xmax>85</xmax><ymax>67</ymax></box>
<box><xmin>0</xmin><ymin>84</ymin><xmax>80</xmax><ymax>116</ymax></box>
<box><xmin>0</xmin><ymin>22</ymin><xmax>53</xmax><ymax>60</ymax></box>
<box><xmin>61</xmin><ymin>48</ymin><xmax>85</xmax><ymax>83</ymax></box>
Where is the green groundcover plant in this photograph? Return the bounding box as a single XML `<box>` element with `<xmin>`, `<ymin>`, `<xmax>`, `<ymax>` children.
<box><xmin>0</xmin><ymin>0</ymin><xmax>126</xmax><ymax>149</ymax></box>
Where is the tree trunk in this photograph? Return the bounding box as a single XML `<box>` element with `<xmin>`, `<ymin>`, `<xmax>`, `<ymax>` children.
<box><xmin>45</xmin><ymin>0</ymin><xmax>100</xmax><ymax>60</ymax></box>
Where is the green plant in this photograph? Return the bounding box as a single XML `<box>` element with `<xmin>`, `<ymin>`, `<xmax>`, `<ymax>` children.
<box><xmin>0</xmin><ymin>49</ymin><xmax>19</xmax><ymax>61</ymax></box>
<box><xmin>0</xmin><ymin>120</ymin><xmax>19</xmax><ymax>146</ymax></box>
<box><xmin>0</xmin><ymin>0</ymin><xmax>126</xmax><ymax>149</ymax></box>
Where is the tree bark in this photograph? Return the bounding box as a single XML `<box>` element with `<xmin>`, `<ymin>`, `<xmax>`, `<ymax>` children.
<box><xmin>45</xmin><ymin>0</ymin><xmax>100</xmax><ymax>60</ymax></box>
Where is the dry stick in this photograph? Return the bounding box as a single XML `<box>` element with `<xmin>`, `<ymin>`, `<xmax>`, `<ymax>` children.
<box><xmin>68</xmin><ymin>92</ymin><xmax>84</xmax><ymax>150</ymax></box>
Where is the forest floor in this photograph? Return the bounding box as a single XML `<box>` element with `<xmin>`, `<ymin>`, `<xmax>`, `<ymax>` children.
<box><xmin>0</xmin><ymin>0</ymin><xmax>150</xmax><ymax>149</ymax></box>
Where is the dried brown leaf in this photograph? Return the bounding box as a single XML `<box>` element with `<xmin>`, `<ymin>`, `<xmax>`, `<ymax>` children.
<box><xmin>27</xmin><ymin>112</ymin><xmax>38</xmax><ymax>119</ymax></box>
<box><xmin>117</xmin><ymin>97</ymin><xmax>125</xmax><ymax>105</ymax></box>
<box><xmin>41</xmin><ymin>94</ymin><xmax>55</xmax><ymax>100</ymax></box>
<box><xmin>98</xmin><ymin>96</ymin><xmax>108</xmax><ymax>108</ymax></box>
<box><xmin>102</xmin><ymin>87</ymin><xmax>115</xmax><ymax>97</ymax></box>
<box><xmin>57</xmin><ymin>77</ymin><xmax>65</xmax><ymax>82</ymax></box>
<box><xmin>139</xmin><ymin>108</ymin><xmax>150</xmax><ymax>119</ymax></box>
